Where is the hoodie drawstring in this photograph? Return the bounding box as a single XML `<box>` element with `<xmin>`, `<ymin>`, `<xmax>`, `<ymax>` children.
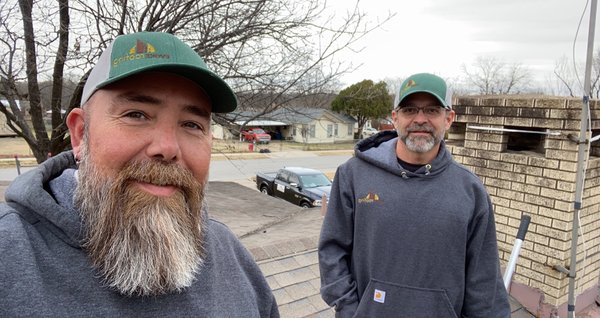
<box><xmin>425</xmin><ymin>164</ymin><xmax>432</xmax><ymax>175</ymax></box>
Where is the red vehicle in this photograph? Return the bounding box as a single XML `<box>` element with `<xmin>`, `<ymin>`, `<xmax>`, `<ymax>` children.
<box><xmin>241</xmin><ymin>128</ymin><xmax>271</xmax><ymax>144</ymax></box>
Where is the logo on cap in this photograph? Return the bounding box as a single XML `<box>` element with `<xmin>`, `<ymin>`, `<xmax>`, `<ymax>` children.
<box><xmin>401</xmin><ymin>79</ymin><xmax>417</xmax><ymax>94</ymax></box>
<box><xmin>130</xmin><ymin>40</ymin><xmax>156</xmax><ymax>54</ymax></box>
<box><xmin>112</xmin><ymin>39</ymin><xmax>170</xmax><ymax>67</ymax></box>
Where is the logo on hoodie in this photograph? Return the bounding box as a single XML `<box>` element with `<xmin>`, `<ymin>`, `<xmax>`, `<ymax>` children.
<box><xmin>373</xmin><ymin>289</ymin><xmax>386</xmax><ymax>303</ymax></box>
<box><xmin>358</xmin><ymin>192</ymin><xmax>380</xmax><ymax>204</ymax></box>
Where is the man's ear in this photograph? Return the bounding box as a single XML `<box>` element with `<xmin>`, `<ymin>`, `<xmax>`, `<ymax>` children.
<box><xmin>445</xmin><ymin>110</ymin><xmax>456</xmax><ymax>130</ymax></box>
<box><xmin>391</xmin><ymin>109</ymin><xmax>398</xmax><ymax>130</ymax></box>
<box><xmin>66</xmin><ymin>108</ymin><xmax>85</xmax><ymax>159</ymax></box>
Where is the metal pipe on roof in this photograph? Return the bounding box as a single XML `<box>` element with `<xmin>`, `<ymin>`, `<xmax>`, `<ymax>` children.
<box><xmin>466</xmin><ymin>125</ymin><xmax>562</xmax><ymax>136</ymax></box>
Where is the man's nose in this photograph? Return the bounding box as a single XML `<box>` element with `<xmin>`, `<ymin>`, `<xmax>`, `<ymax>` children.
<box><xmin>412</xmin><ymin>108</ymin><xmax>429</xmax><ymax>123</ymax></box>
<box><xmin>146</xmin><ymin>125</ymin><xmax>181</xmax><ymax>162</ymax></box>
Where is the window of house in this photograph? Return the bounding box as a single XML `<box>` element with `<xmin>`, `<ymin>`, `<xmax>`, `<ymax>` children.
<box><xmin>347</xmin><ymin>124</ymin><xmax>353</xmax><ymax>136</ymax></box>
<box><xmin>334</xmin><ymin>124</ymin><xmax>339</xmax><ymax>136</ymax></box>
<box><xmin>310</xmin><ymin>125</ymin><xmax>316</xmax><ymax>138</ymax></box>
<box><xmin>292</xmin><ymin>126</ymin><xmax>296</xmax><ymax>136</ymax></box>
<box><xmin>327</xmin><ymin>124</ymin><xmax>333</xmax><ymax>137</ymax></box>
<box><xmin>506</xmin><ymin>126</ymin><xmax>545</xmax><ymax>154</ymax></box>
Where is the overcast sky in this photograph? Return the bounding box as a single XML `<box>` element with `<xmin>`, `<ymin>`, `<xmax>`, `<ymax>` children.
<box><xmin>329</xmin><ymin>0</ymin><xmax>600</xmax><ymax>92</ymax></box>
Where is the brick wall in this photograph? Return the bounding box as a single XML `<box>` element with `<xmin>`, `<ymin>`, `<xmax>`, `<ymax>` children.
<box><xmin>447</xmin><ymin>96</ymin><xmax>600</xmax><ymax>312</ymax></box>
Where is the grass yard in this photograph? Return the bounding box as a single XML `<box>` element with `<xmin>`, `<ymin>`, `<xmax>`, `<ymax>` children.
<box><xmin>0</xmin><ymin>137</ymin><xmax>34</xmax><ymax>158</ymax></box>
<box><xmin>1</xmin><ymin>137</ymin><xmax>355</xmax><ymax>159</ymax></box>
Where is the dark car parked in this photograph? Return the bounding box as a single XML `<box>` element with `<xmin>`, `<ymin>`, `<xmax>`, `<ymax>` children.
<box><xmin>256</xmin><ymin>167</ymin><xmax>331</xmax><ymax>208</ymax></box>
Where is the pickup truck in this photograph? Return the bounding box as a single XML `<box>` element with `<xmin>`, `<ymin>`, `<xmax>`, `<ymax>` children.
<box><xmin>241</xmin><ymin>128</ymin><xmax>271</xmax><ymax>144</ymax></box>
<box><xmin>361</xmin><ymin>127</ymin><xmax>379</xmax><ymax>138</ymax></box>
<box><xmin>256</xmin><ymin>167</ymin><xmax>332</xmax><ymax>208</ymax></box>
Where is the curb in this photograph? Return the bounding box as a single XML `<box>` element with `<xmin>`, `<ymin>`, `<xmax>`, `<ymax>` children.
<box><xmin>0</xmin><ymin>157</ymin><xmax>38</xmax><ymax>168</ymax></box>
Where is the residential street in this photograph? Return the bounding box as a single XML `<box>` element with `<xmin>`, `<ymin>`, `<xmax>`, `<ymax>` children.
<box><xmin>0</xmin><ymin>150</ymin><xmax>353</xmax><ymax>183</ymax></box>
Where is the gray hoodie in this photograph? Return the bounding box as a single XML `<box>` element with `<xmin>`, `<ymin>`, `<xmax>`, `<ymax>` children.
<box><xmin>0</xmin><ymin>151</ymin><xmax>278</xmax><ymax>317</ymax></box>
<box><xmin>318</xmin><ymin>131</ymin><xmax>509</xmax><ymax>318</ymax></box>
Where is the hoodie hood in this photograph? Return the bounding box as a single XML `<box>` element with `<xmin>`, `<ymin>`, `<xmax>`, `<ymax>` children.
<box><xmin>354</xmin><ymin>130</ymin><xmax>452</xmax><ymax>179</ymax></box>
<box><xmin>5</xmin><ymin>151</ymin><xmax>83</xmax><ymax>247</ymax></box>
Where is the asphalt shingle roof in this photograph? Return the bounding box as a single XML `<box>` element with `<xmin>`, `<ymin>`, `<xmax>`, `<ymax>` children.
<box><xmin>223</xmin><ymin>107</ymin><xmax>355</xmax><ymax>126</ymax></box>
<box><xmin>206</xmin><ymin>181</ymin><xmax>333</xmax><ymax>317</ymax></box>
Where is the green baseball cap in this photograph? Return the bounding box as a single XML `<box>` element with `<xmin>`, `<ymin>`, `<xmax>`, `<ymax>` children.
<box><xmin>81</xmin><ymin>32</ymin><xmax>237</xmax><ymax>113</ymax></box>
<box><xmin>394</xmin><ymin>73</ymin><xmax>452</xmax><ymax>109</ymax></box>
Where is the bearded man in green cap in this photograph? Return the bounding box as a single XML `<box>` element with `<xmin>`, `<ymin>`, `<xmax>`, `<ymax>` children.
<box><xmin>0</xmin><ymin>32</ymin><xmax>278</xmax><ymax>317</ymax></box>
<box><xmin>319</xmin><ymin>73</ymin><xmax>509</xmax><ymax>317</ymax></box>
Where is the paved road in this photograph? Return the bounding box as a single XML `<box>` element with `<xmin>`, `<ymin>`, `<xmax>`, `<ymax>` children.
<box><xmin>208</xmin><ymin>151</ymin><xmax>351</xmax><ymax>182</ymax></box>
<box><xmin>0</xmin><ymin>151</ymin><xmax>353</xmax><ymax>182</ymax></box>
<box><xmin>0</xmin><ymin>166</ymin><xmax>35</xmax><ymax>181</ymax></box>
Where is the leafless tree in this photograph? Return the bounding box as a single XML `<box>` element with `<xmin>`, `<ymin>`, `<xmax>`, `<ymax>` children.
<box><xmin>461</xmin><ymin>56</ymin><xmax>531</xmax><ymax>95</ymax></box>
<box><xmin>382</xmin><ymin>76</ymin><xmax>403</xmax><ymax>96</ymax></box>
<box><xmin>0</xmin><ymin>0</ymin><xmax>73</xmax><ymax>162</ymax></box>
<box><xmin>384</xmin><ymin>75</ymin><xmax>465</xmax><ymax>103</ymax></box>
<box><xmin>0</xmin><ymin>0</ymin><xmax>393</xmax><ymax>162</ymax></box>
<box><xmin>550</xmin><ymin>51</ymin><xmax>600</xmax><ymax>98</ymax></box>
<box><xmin>548</xmin><ymin>56</ymin><xmax>578</xmax><ymax>97</ymax></box>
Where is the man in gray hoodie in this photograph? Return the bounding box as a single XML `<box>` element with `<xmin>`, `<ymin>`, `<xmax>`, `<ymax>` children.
<box><xmin>0</xmin><ymin>32</ymin><xmax>278</xmax><ymax>317</ymax></box>
<box><xmin>318</xmin><ymin>73</ymin><xmax>510</xmax><ymax>317</ymax></box>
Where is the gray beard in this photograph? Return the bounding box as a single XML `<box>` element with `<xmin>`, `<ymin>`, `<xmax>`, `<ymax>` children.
<box><xmin>74</xmin><ymin>142</ymin><xmax>206</xmax><ymax>297</ymax></box>
<box><xmin>399</xmin><ymin>125</ymin><xmax>444</xmax><ymax>153</ymax></box>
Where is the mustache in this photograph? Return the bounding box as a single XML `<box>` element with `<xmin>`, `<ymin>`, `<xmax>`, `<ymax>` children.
<box><xmin>406</xmin><ymin>124</ymin><xmax>434</xmax><ymax>134</ymax></box>
<box><xmin>117</xmin><ymin>160</ymin><xmax>199</xmax><ymax>197</ymax></box>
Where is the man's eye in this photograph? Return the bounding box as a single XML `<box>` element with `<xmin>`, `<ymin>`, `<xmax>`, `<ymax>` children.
<box><xmin>124</xmin><ymin>111</ymin><xmax>147</xmax><ymax>120</ymax></box>
<box><xmin>424</xmin><ymin>107</ymin><xmax>441</xmax><ymax>115</ymax></box>
<box><xmin>183</xmin><ymin>121</ymin><xmax>204</xmax><ymax>131</ymax></box>
<box><xmin>402</xmin><ymin>107</ymin><xmax>418</xmax><ymax>114</ymax></box>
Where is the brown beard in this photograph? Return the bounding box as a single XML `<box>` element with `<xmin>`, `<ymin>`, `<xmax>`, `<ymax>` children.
<box><xmin>74</xmin><ymin>142</ymin><xmax>206</xmax><ymax>297</ymax></box>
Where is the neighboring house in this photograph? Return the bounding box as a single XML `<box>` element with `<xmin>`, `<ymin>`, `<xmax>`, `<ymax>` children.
<box><xmin>270</xmin><ymin>108</ymin><xmax>355</xmax><ymax>144</ymax></box>
<box><xmin>211</xmin><ymin>119</ymin><xmax>234</xmax><ymax>140</ymax></box>
<box><xmin>220</xmin><ymin>107</ymin><xmax>356</xmax><ymax>144</ymax></box>
<box><xmin>44</xmin><ymin>109</ymin><xmax>67</xmax><ymax>126</ymax></box>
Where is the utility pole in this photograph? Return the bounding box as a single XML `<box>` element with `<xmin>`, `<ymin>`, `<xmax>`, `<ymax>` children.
<box><xmin>553</xmin><ymin>1</ymin><xmax>597</xmax><ymax>317</ymax></box>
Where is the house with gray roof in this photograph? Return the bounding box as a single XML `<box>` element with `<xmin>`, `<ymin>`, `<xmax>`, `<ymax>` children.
<box><xmin>216</xmin><ymin>107</ymin><xmax>356</xmax><ymax>143</ymax></box>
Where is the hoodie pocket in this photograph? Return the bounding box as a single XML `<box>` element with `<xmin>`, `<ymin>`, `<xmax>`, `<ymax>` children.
<box><xmin>354</xmin><ymin>279</ymin><xmax>458</xmax><ymax>318</ymax></box>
